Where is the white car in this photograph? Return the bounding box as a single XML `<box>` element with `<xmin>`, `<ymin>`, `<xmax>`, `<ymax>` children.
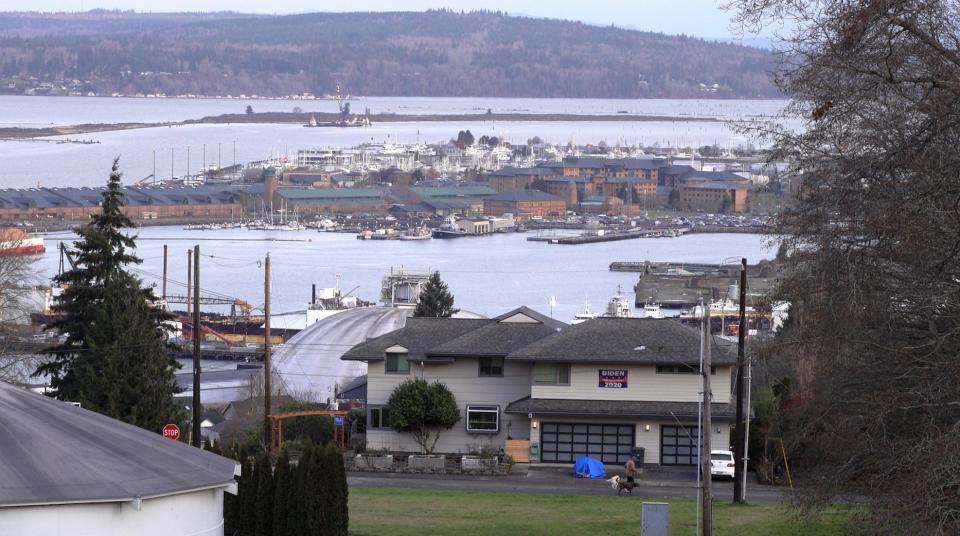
<box><xmin>710</xmin><ymin>450</ymin><xmax>736</xmax><ymax>480</ymax></box>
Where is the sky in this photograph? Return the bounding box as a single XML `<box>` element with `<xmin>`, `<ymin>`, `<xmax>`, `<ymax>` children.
<box><xmin>7</xmin><ymin>0</ymin><xmax>773</xmax><ymax>41</ymax></box>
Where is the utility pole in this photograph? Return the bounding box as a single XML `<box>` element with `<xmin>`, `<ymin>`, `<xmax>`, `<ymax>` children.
<box><xmin>161</xmin><ymin>244</ymin><xmax>168</xmax><ymax>302</ymax></box>
<box><xmin>191</xmin><ymin>244</ymin><xmax>201</xmax><ymax>448</ymax></box>
<box><xmin>186</xmin><ymin>249</ymin><xmax>192</xmax><ymax>316</ymax></box>
<box><xmin>263</xmin><ymin>253</ymin><xmax>272</xmax><ymax>449</ymax></box>
<box><xmin>701</xmin><ymin>305</ymin><xmax>714</xmax><ymax>536</ymax></box>
<box><xmin>734</xmin><ymin>257</ymin><xmax>748</xmax><ymax>502</ymax></box>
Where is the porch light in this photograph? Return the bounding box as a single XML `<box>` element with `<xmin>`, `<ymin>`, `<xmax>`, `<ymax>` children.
<box><xmin>644</xmin><ymin>424</ymin><xmax>651</xmax><ymax>432</ymax></box>
<box><xmin>532</xmin><ymin>419</ymin><xmax>539</xmax><ymax>429</ymax></box>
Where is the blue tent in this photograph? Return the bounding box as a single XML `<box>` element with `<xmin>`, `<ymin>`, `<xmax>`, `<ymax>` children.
<box><xmin>573</xmin><ymin>455</ymin><xmax>605</xmax><ymax>478</ymax></box>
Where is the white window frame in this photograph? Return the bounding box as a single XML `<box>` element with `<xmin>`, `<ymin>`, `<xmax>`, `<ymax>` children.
<box><xmin>369</xmin><ymin>406</ymin><xmax>391</xmax><ymax>429</ymax></box>
<box><xmin>465</xmin><ymin>405</ymin><xmax>500</xmax><ymax>433</ymax></box>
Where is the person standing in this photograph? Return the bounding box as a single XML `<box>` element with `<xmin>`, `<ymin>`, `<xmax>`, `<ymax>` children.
<box><xmin>625</xmin><ymin>456</ymin><xmax>637</xmax><ymax>484</ymax></box>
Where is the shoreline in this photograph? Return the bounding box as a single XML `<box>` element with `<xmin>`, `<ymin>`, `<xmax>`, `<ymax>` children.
<box><xmin>0</xmin><ymin>110</ymin><xmax>724</xmax><ymax>141</ymax></box>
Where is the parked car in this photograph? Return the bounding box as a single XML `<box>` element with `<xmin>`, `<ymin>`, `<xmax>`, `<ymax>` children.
<box><xmin>710</xmin><ymin>450</ymin><xmax>736</xmax><ymax>480</ymax></box>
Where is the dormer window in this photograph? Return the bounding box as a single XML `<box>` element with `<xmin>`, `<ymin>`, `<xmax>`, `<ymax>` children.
<box><xmin>385</xmin><ymin>345</ymin><xmax>410</xmax><ymax>374</ymax></box>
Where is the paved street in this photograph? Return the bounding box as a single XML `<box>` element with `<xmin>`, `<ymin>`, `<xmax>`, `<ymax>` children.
<box><xmin>348</xmin><ymin>466</ymin><xmax>787</xmax><ymax>502</ymax></box>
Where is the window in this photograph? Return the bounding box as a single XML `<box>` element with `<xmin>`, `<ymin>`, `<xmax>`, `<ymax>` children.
<box><xmin>534</xmin><ymin>363</ymin><xmax>571</xmax><ymax>385</ymax></box>
<box><xmin>478</xmin><ymin>357</ymin><xmax>504</xmax><ymax>377</ymax></box>
<box><xmin>369</xmin><ymin>407</ymin><xmax>391</xmax><ymax>429</ymax></box>
<box><xmin>466</xmin><ymin>405</ymin><xmax>499</xmax><ymax>433</ymax></box>
<box><xmin>385</xmin><ymin>352</ymin><xmax>410</xmax><ymax>374</ymax></box>
<box><xmin>656</xmin><ymin>365</ymin><xmax>716</xmax><ymax>374</ymax></box>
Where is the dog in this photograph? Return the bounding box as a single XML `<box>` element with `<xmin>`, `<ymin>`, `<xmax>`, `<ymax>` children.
<box><xmin>606</xmin><ymin>474</ymin><xmax>639</xmax><ymax>495</ymax></box>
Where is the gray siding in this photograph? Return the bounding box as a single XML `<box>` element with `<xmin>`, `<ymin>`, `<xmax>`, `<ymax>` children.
<box><xmin>367</xmin><ymin>357</ymin><xmax>532</xmax><ymax>453</ymax></box>
<box><xmin>531</xmin><ymin>364</ymin><xmax>732</xmax><ymax>404</ymax></box>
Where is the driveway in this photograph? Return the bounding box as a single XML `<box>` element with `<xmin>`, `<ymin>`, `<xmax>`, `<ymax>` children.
<box><xmin>348</xmin><ymin>465</ymin><xmax>788</xmax><ymax>502</ymax></box>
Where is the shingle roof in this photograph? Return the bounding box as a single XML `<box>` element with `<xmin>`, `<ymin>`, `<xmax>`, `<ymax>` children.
<box><xmin>279</xmin><ymin>188</ymin><xmax>382</xmax><ymax>199</ymax></box>
<box><xmin>412</xmin><ymin>186</ymin><xmax>498</xmax><ymax>199</ymax></box>
<box><xmin>340</xmin><ymin>317</ymin><xmax>489</xmax><ymax>361</ymax></box>
<box><xmin>429</xmin><ymin>307</ymin><xmax>566</xmax><ymax>356</ymax></box>
<box><xmin>504</xmin><ymin>397</ymin><xmax>736</xmax><ymax>421</ymax></box>
<box><xmin>0</xmin><ymin>382</ymin><xmax>238</xmax><ymax>507</ymax></box>
<box><xmin>340</xmin><ymin>307</ymin><xmax>566</xmax><ymax>361</ymax></box>
<box><xmin>486</xmin><ymin>189</ymin><xmax>562</xmax><ymax>202</ymax></box>
<box><xmin>679</xmin><ymin>170</ymin><xmax>747</xmax><ymax>182</ymax></box>
<box><xmin>506</xmin><ymin>317</ymin><xmax>735</xmax><ymax>365</ymax></box>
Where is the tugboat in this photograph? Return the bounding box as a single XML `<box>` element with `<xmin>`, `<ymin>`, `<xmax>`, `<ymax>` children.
<box><xmin>431</xmin><ymin>216</ymin><xmax>467</xmax><ymax>239</ymax></box>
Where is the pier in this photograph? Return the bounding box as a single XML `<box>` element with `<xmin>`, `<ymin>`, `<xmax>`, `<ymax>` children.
<box><xmin>527</xmin><ymin>227</ymin><xmax>687</xmax><ymax>245</ymax></box>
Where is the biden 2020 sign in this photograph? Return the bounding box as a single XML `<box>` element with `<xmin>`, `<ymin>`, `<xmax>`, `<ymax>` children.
<box><xmin>598</xmin><ymin>369</ymin><xmax>628</xmax><ymax>388</ymax></box>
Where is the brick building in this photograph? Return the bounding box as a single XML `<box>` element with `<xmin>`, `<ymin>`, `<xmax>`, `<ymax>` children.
<box><xmin>483</xmin><ymin>190</ymin><xmax>566</xmax><ymax>219</ymax></box>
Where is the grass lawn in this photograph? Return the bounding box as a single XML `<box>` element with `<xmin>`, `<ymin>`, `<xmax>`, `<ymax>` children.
<box><xmin>349</xmin><ymin>488</ymin><xmax>851</xmax><ymax>536</ymax></box>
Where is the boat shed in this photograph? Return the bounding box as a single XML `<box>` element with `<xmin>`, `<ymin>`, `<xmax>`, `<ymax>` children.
<box><xmin>0</xmin><ymin>381</ymin><xmax>239</xmax><ymax>536</ymax></box>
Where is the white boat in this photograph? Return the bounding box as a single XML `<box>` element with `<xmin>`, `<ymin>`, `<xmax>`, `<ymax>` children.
<box><xmin>571</xmin><ymin>296</ymin><xmax>599</xmax><ymax>325</ymax></box>
<box><xmin>604</xmin><ymin>286</ymin><xmax>633</xmax><ymax>318</ymax></box>
<box><xmin>642</xmin><ymin>300</ymin><xmax>665</xmax><ymax>319</ymax></box>
<box><xmin>398</xmin><ymin>227</ymin><xmax>432</xmax><ymax>241</ymax></box>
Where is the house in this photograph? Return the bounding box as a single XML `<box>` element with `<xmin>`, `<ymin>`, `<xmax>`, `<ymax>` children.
<box><xmin>341</xmin><ymin>310</ymin><xmax>735</xmax><ymax>467</ymax></box>
<box><xmin>0</xmin><ymin>381</ymin><xmax>238</xmax><ymax>536</ymax></box>
<box><xmin>341</xmin><ymin>307</ymin><xmax>565</xmax><ymax>453</ymax></box>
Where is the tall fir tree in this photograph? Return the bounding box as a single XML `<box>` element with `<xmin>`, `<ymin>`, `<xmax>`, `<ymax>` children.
<box><xmin>35</xmin><ymin>158</ymin><xmax>181</xmax><ymax>431</ymax></box>
<box><xmin>328</xmin><ymin>443</ymin><xmax>349</xmax><ymax>536</ymax></box>
<box><xmin>413</xmin><ymin>271</ymin><xmax>458</xmax><ymax>317</ymax></box>
<box><xmin>272</xmin><ymin>449</ymin><xmax>291</xmax><ymax>536</ymax></box>
<box><xmin>286</xmin><ymin>444</ymin><xmax>311</xmax><ymax>536</ymax></box>
<box><xmin>240</xmin><ymin>456</ymin><xmax>259</xmax><ymax>536</ymax></box>
<box><xmin>300</xmin><ymin>443</ymin><xmax>322</xmax><ymax>535</ymax></box>
<box><xmin>253</xmin><ymin>452</ymin><xmax>274</xmax><ymax>536</ymax></box>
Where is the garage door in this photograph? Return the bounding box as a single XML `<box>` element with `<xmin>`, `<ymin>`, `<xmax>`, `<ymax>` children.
<box><xmin>540</xmin><ymin>422</ymin><xmax>635</xmax><ymax>464</ymax></box>
<box><xmin>660</xmin><ymin>425</ymin><xmax>701</xmax><ymax>465</ymax></box>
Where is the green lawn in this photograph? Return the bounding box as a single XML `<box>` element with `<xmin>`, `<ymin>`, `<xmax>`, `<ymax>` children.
<box><xmin>349</xmin><ymin>488</ymin><xmax>851</xmax><ymax>536</ymax></box>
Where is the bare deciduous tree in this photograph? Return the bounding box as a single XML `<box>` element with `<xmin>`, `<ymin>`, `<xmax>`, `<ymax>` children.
<box><xmin>0</xmin><ymin>246</ymin><xmax>40</xmax><ymax>385</ymax></box>
<box><xmin>727</xmin><ymin>0</ymin><xmax>960</xmax><ymax>533</ymax></box>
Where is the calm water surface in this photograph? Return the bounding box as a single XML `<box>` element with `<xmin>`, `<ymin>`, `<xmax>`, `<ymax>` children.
<box><xmin>37</xmin><ymin>227</ymin><xmax>774</xmax><ymax>323</ymax></box>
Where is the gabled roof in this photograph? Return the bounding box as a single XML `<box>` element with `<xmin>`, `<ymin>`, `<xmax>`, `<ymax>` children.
<box><xmin>0</xmin><ymin>382</ymin><xmax>238</xmax><ymax>507</ymax></box>
<box><xmin>340</xmin><ymin>307</ymin><xmax>567</xmax><ymax>362</ymax></box>
<box><xmin>341</xmin><ymin>317</ymin><xmax>489</xmax><ymax>361</ymax></box>
<box><xmin>429</xmin><ymin>307</ymin><xmax>566</xmax><ymax>357</ymax></box>
<box><xmin>506</xmin><ymin>317</ymin><xmax>735</xmax><ymax>365</ymax></box>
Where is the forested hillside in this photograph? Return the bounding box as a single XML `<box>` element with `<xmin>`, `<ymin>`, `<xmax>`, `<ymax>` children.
<box><xmin>0</xmin><ymin>10</ymin><xmax>778</xmax><ymax>99</ymax></box>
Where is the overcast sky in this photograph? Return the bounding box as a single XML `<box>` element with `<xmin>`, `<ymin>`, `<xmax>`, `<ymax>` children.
<box><xmin>11</xmin><ymin>0</ymin><xmax>772</xmax><ymax>40</ymax></box>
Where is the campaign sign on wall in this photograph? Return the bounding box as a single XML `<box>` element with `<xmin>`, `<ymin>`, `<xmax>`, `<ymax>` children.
<box><xmin>598</xmin><ymin>369</ymin><xmax>628</xmax><ymax>388</ymax></box>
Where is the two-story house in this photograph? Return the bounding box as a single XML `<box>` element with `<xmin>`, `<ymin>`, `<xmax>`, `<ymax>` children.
<box><xmin>341</xmin><ymin>308</ymin><xmax>735</xmax><ymax>467</ymax></box>
<box><xmin>341</xmin><ymin>307</ymin><xmax>565</xmax><ymax>453</ymax></box>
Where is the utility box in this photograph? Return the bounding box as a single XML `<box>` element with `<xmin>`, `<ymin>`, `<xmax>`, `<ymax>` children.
<box><xmin>529</xmin><ymin>443</ymin><xmax>540</xmax><ymax>463</ymax></box>
<box><xmin>641</xmin><ymin>502</ymin><xmax>668</xmax><ymax>536</ymax></box>
<box><xmin>632</xmin><ymin>447</ymin><xmax>646</xmax><ymax>468</ymax></box>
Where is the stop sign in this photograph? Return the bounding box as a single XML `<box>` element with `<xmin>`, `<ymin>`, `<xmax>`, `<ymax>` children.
<box><xmin>162</xmin><ymin>424</ymin><xmax>181</xmax><ymax>441</ymax></box>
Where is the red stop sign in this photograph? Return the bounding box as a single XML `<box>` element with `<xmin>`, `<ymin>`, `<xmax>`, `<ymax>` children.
<box><xmin>162</xmin><ymin>424</ymin><xmax>181</xmax><ymax>441</ymax></box>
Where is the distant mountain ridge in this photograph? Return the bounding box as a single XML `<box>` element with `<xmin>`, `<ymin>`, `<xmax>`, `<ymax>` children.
<box><xmin>0</xmin><ymin>10</ymin><xmax>779</xmax><ymax>99</ymax></box>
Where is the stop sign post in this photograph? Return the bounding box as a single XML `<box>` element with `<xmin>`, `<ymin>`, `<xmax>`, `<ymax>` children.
<box><xmin>162</xmin><ymin>423</ymin><xmax>181</xmax><ymax>441</ymax></box>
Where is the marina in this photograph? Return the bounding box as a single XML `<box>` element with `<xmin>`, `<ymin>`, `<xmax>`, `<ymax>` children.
<box><xmin>33</xmin><ymin>226</ymin><xmax>773</xmax><ymax>324</ymax></box>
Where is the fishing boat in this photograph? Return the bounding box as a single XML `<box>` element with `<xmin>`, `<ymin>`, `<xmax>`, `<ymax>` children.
<box><xmin>571</xmin><ymin>296</ymin><xmax>600</xmax><ymax>325</ymax></box>
<box><xmin>642</xmin><ymin>300</ymin><xmax>665</xmax><ymax>319</ymax></box>
<box><xmin>398</xmin><ymin>227</ymin><xmax>432</xmax><ymax>241</ymax></box>
<box><xmin>0</xmin><ymin>228</ymin><xmax>44</xmax><ymax>254</ymax></box>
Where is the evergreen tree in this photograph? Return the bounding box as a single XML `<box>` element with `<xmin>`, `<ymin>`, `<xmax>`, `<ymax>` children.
<box><xmin>253</xmin><ymin>453</ymin><xmax>274</xmax><ymax>536</ymax></box>
<box><xmin>272</xmin><ymin>449</ymin><xmax>291</xmax><ymax>536</ymax></box>
<box><xmin>316</xmin><ymin>443</ymin><xmax>335</xmax><ymax>535</ymax></box>
<box><xmin>35</xmin><ymin>158</ymin><xmax>181</xmax><ymax>432</ymax></box>
<box><xmin>300</xmin><ymin>444</ymin><xmax>321</xmax><ymax>535</ymax></box>
<box><xmin>329</xmin><ymin>443</ymin><xmax>349</xmax><ymax>536</ymax></box>
<box><xmin>413</xmin><ymin>272</ymin><xmax>458</xmax><ymax>318</ymax></box>
<box><xmin>241</xmin><ymin>456</ymin><xmax>259</xmax><ymax>536</ymax></box>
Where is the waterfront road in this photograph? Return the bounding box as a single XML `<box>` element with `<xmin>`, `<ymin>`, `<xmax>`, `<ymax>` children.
<box><xmin>347</xmin><ymin>466</ymin><xmax>788</xmax><ymax>502</ymax></box>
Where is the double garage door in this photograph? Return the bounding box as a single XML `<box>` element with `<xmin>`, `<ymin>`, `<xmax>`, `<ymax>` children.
<box><xmin>540</xmin><ymin>422</ymin><xmax>635</xmax><ymax>464</ymax></box>
<box><xmin>660</xmin><ymin>425</ymin><xmax>701</xmax><ymax>466</ymax></box>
